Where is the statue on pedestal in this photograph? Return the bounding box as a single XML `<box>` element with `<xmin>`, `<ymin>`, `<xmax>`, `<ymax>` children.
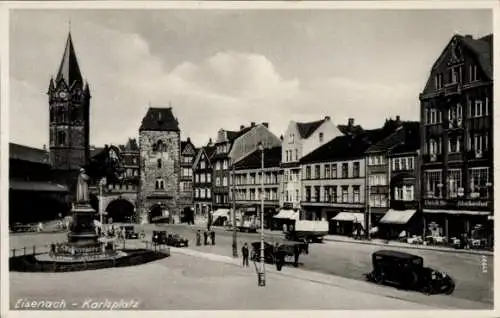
<box><xmin>76</xmin><ymin>168</ymin><xmax>90</xmax><ymax>204</ymax></box>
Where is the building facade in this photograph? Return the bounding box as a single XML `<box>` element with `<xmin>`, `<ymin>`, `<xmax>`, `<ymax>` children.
<box><xmin>138</xmin><ymin>107</ymin><xmax>181</xmax><ymax>223</ymax></box>
<box><xmin>179</xmin><ymin>138</ymin><xmax>196</xmax><ymax>215</ymax></box>
<box><xmin>366</xmin><ymin>121</ymin><xmax>421</xmax><ymax>238</ymax></box>
<box><xmin>212</xmin><ymin>122</ymin><xmax>281</xmax><ymax>211</ymax></box>
<box><xmin>193</xmin><ymin>143</ymin><xmax>215</xmax><ymax>216</ymax></box>
<box><xmin>419</xmin><ymin>34</ymin><xmax>493</xmax><ymax>246</ymax></box>
<box><xmin>280</xmin><ymin>116</ymin><xmax>342</xmax><ymax>212</ymax></box>
<box><xmin>47</xmin><ymin>32</ymin><xmax>91</xmax><ymax>195</ymax></box>
<box><xmin>233</xmin><ymin>146</ymin><xmax>282</xmax><ymax>229</ymax></box>
<box><xmin>300</xmin><ymin>134</ymin><xmax>370</xmax><ymax>235</ymax></box>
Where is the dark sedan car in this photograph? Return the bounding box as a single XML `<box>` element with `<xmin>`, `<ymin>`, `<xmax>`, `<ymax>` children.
<box><xmin>152</xmin><ymin>230</ymin><xmax>168</xmax><ymax>245</ymax></box>
<box><xmin>166</xmin><ymin>234</ymin><xmax>189</xmax><ymax>247</ymax></box>
<box><xmin>365</xmin><ymin>250</ymin><xmax>455</xmax><ymax>295</ymax></box>
<box><xmin>121</xmin><ymin>225</ymin><xmax>139</xmax><ymax>239</ymax></box>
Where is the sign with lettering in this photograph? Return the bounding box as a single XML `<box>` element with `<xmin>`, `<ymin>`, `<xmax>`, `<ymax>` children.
<box><xmin>424</xmin><ymin>198</ymin><xmax>492</xmax><ymax>211</ymax></box>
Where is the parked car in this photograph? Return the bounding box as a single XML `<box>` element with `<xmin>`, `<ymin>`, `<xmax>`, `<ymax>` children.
<box><xmin>365</xmin><ymin>250</ymin><xmax>455</xmax><ymax>295</ymax></box>
<box><xmin>120</xmin><ymin>225</ymin><xmax>139</xmax><ymax>239</ymax></box>
<box><xmin>166</xmin><ymin>234</ymin><xmax>189</xmax><ymax>247</ymax></box>
<box><xmin>407</xmin><ymin>235</ymin><xmax>423</xmax><ymax>245</ymax></box>
<box><xmin>152</xmin><ymin>230</ymin><xmax>168</xmax><ymax>244</ymax></box>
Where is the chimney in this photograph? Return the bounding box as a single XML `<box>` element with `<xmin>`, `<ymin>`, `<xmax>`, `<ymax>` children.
<box><xmin>280</xmin><ymin>135</ymin><xmax>284</xmax><ymax>141</ymax></box>
<box><xmin>324</xmin><ymin>116</ymin><xmax>330</xmax><ymax>121</ymax></box>
<box><xmin>42</xmin><ymin>144</ymin><xmax>47</xmax><ymax>151</ymax></box>
<box><xmin>465</xmin><ymin>34</ymin><xmax>473</xmax><ymax>40</ymax></box>
<box><xmin>262</xmin><ymin>122</ymin><xmax>269</xmax><ymax>128</ymax></box>
<box><xmin>187</xmin><ymin>137</ymin><xmax>191</xmax><ymax>142</ymax></box>
<box><xmin>251</xmin><ymin>122</ymin><xmax>256</xmax><ymax>127</ymax></box>
<box><xmin>208</xmin><ymin>138</ymin><xmax>213</xmax><ymax>146</ymax></box>
<box><xmin>240</xmin><ymin>125</ymin><xmax>245</xmax><ymax>130</ymax></box>
<box><xmin>348</xmin><ymin>118</ymin><xmax>354</xmax><ymax>127</ymax></box>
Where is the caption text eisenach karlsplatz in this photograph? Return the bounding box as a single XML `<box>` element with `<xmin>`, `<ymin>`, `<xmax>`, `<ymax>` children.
<box><xmin>15</xmin><ymin>298</ymin><xmax>140</xmax><ymax>310</ymax></box>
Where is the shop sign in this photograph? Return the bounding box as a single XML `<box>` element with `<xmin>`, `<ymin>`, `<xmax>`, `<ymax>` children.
<box><xmin>424</xmin><ymin>199</ymin><xmax>447</xmax><ymax>207</ymax></box>
<box><xmin>457</xmin><ymin>199</ymin><xmax>490</xmax><ymax>208</ymax></box>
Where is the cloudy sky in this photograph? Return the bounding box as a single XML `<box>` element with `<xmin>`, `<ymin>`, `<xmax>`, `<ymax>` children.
<box><xmin>9</xmin><ymin>8</ymin><xmax>492</xmax><ymax>148</ymax></box>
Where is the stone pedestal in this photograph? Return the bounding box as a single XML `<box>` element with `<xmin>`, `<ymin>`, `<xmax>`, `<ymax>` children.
<box><xmin>67</xmin><ymin>203</ymin><xmax>99</xmax><ymax>247</ymax></box>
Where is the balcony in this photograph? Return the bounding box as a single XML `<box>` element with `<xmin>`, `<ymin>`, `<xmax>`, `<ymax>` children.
<box><xmin>422</xmin><ymin>154</ymin><xmax>443</xmax><ymax>164</ymax></box>
<box><xmin>466</xmin><ymin>149</ymin><xmax>491</xmax><ymax>161</ymax></box>
<box><xmin>446</xmin><ymin>118</ymin><xmax>464</xmax><ymax>131</ymax></box>
<box><xmin>444</xmin><ymin>82</ymin><xmax>462</xmax><ymax>97</ymax></box>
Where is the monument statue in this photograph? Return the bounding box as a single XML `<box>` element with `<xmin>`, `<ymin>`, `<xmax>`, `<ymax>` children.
<box><xmin>76</xmin><ymin>168</ymin><xmax>90</xmax><ymax>204</ymax></box>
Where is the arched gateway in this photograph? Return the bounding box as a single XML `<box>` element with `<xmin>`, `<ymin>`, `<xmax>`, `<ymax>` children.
<box><xmin>106</xmin><ymin>198</ymin><xmax>135</xmax><ymax>223</ymax></box>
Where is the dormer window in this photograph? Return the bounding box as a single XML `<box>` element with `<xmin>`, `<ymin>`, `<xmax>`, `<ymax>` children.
<box><xmin>434</xmin><ymin>73</ymin><xmax>443</xmax><ymax>90</ymax></box>
<box><xmin>469</xmin><ymin>65</ymin><xmax>478</xmax><ymax>82</ymax></box>
<box><xmin>449</xmin><ymin>66</ymin><xmax>462</xmax><ymax>84</ymax></box>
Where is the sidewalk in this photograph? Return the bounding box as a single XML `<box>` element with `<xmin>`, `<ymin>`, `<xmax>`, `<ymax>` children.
<box><xmin>172</xmin><ymin>222</ymin><xmax>493</xmax><ymax>256</ymax></box>
<box><xmin>323</xmin><ymin>235</ymin><xmax>494</xmax><ymax>256</ymax></box>
<box><xmin>167</xmin><ymin>246</ymin><xmax>489</xmax><ymax>310</ymax></box>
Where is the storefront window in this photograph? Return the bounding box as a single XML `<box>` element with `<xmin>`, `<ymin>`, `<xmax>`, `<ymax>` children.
<box><xmin>469</xmin><ymin>167</ymin><xmax>489</xmax><ymax>199</ymax></box>
<box><xmin>424</xmin><ymin>170</ymin><xmax>442</xmax><ymax>198</ymax></box>
<box><xmin>447</xmin><ymin>169</ymin><xmax>462</xmax><ymax>198</ymax></box>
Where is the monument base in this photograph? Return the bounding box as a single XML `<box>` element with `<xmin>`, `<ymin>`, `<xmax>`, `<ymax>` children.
<box><xmin>68</xmin><ymin>203</ymin><xmax>99</xmax><ymax>247</ymax></box>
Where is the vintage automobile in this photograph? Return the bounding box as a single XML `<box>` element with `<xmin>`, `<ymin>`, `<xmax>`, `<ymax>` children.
<box><xmin>120</xmin><ymin>225</ymin><xmax>139</xmax><ymax>239</ymax></box>
<box><xmin>250</xmin><ymin>241</ymin><xmax>308</xmax><ymax>267</ymax></box>
<box><xmin>166</xmin><ymin>234</ymin><xmax>189</xmax><ymax>247</ymax></box>
<box><xmin>152</xmin><ymin>230</ymin><xmax>168</xmax><ymax>245</ymax></box>
<box><xmin>365</xmin><ymin>250</ymin><xmax>455</xmax><ymax>295</ymax></box>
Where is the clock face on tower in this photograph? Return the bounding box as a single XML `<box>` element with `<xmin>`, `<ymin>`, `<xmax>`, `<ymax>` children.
<box><xmin>58</xmin><ymin>91</ymin><xmax>68</xmax><ymax>99</ymax></box>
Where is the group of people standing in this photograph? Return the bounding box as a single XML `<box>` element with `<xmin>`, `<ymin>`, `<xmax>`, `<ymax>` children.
<box><xmin>195</xmin><ymin>229</ymin><xmax>216</xmax><ymax>246</ymax></box>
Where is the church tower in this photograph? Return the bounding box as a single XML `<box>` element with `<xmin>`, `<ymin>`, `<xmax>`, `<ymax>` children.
<box><xmin>47</xmin><ymin>32</ymin><xmax>91</xmax><ymax>171</ymax></box>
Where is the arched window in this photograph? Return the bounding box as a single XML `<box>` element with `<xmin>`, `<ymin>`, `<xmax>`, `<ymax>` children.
<box><xmin>155</xmin><ymin>140</ymin><xmax>164</xmax><ymax>152</ymax></box>
<box><xmin>155</xmin><ymin>178</ymin><xmax>165</xmax><ymax>190</ymax></box>
<box><xmin>157</xmin><ymin>159</ymin><xmax>162</xmax><ymax>168</ymax></box>
<box><xmin>57</xmin><ymin>131</ymin><xmax>66</xmax><ymax>146</ymax></box>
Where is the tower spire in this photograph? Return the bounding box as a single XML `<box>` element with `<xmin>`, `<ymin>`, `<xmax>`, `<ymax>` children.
<box><xmin>55</xmin><ymin>32</ymin><xmax>83</xmax><ymax>87</ymax></box>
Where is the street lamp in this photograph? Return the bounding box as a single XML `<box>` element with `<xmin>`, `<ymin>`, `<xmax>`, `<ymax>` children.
<box><xmin>258</xmin><ymin>141</ymin><xmax>266</xmax><ymax>287</ymax></box>
<box><xmin>99</xmin><ymin>177</ymin><xmax>106</xmax><ymax>226</ymax></box>
<box><xmin>231</xmin><ymin>160</ymin><xmax>238</xmax><ymax>258</ymax></box>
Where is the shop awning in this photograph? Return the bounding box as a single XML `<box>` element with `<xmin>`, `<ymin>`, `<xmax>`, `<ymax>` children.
<box><xmin>212</xmin><ymin>209</ymin><xmax>230</xmax><ymax>218</ymax></box>
<box><xmin>423</xmin><ymin>209</ymin><xmax>491</xmax><ymax>216</ymax></box>
<box><xmin>274</xmin><ymin>209</ymin><xmax>297</xmax><ymax>219</ymax></box>
<box><xmin>332</xmin><ymin>212</ymin><xmax>364</xmax><ymax>223</ymax></box>
<box><xmin>379</xmin><ymin>209</ymin><xmax>416</xmax><ymax>225</ymax></box>
<box><xmin>10</xmin><ymin>180</ymin><xmax>69</xmax><ymax>193</ymax></box>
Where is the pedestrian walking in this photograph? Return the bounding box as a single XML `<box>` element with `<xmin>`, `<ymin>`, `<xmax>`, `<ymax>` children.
<box><xmin>196</xmin><ymin>230</ymin><xmax>201</xmax><ymax>246</ymax></box>
<box><xmin>210</xmin><ymin>230</ymin><xmax>216</xmax><ymax>245</ymax></box>
<box><xmin>241</xmin><ymin>243</ymin><xmax>249</xmax><ymax>267</ymax></box>
<box><xmin>293</xmin><ymin>244</ymin><xmax>300</xmax><ymax>267</ymax></box>
<box><xmin>275</xmin><ymin>243</ymin><xmax>284</xmax><ymax>271</ymax></box>
<box><xmin>203</xmin><ymin>231</ymin><xmax>208</xmax><ymax>245</ymax></box>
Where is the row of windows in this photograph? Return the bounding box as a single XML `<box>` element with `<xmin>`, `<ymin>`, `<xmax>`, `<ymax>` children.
<box><xmin>182</xmin><ymin>156</ymin><xmax>193</xmax><ymax>164</ymax></box>
<box><xmin>305</xmin><ymin>162</ymin><xmax>361</xmax><ymax>179</ymax></box>
<box><xmin>424</xmin><ymin>167</ymin><xmax>491</xmax><ymax>199</ymax></box>
<box><xmin>392</xmin><ymin>157</ymin><xmax>415</xmax><ymax>171</ymax></box>
<box><xmin>194</xmin><ymin>188</ymin><xmax>211</xmax><ymax>199</ymax></box>
<box><xmin>283</xmin><ymin>189</ymin><xmax>300</xmax><ymax>203</ymax></box>
<box><xmin>425</xmin><ymin>132</ymin><xmax>489</xmax><ymax>155</ymax></box>
<box><xmin>434</xmin><ymin>64</ymin><xmax>479</xmax><ymax>90</ymax></box>
<box><xmin>284</xmin><ymin>149</ymin><xmax>299</xmax><ymax>162</ymax></box>
<box><xmin>283</xmin><ymin>170</ymin><xmax>301</xmax><ymax>183</ymax></box>
<box><xmin>393</xmin><ymin>185</ymin><xmax>415</xmax><ymax>201</ymax></box>
<box><xmin>424</xmin><ymin>98</ymin><xmax>489</xmax><ymax>125</ymax></box>
<box><xmin>233</xmin><ymin>172</ymin><xmax>280</xmax><ymax>185</ymax></box>
<box><xmin>368</xmin><ymin>155</ymin><xmax>387</xmax><ymax>166</ymax></box>
<box><xmin>194</xmin><ymin>173</ymin><xmax>212</xmax><ymax>183</ymax></box>
<box><xmin>304</xmin><ymin>185</ymin><xmax>362</xmax><ymax>204</ymax></box>
<box><xmin>107</xmin><ymin>183</ymin><xmax>137</xmax><ymax>191</ymax></box>
<box><xmin>216</xmin><ymin>143</ymin><xmax>230</xmax><ymax>154</ymax></box>
<box><xmin>215</xmin><ymin>160</ymin><xmax>229</xmax><ymax>170</ymax></box>
<box><xmin>232</xmin><ymin>188</ymin><xmax>279</xmax><ymax>201</ymax></box>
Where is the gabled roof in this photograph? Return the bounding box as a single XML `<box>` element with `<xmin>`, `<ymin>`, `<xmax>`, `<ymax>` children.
<box><xmin>226</xmin><ymin>126</ymin><xmax>253</xmax><ymax>142</ymax></box>
<box><xmin>462</xmin><ymin>34</ymin><xmax>493</xmax><ymax>80</ymax></box>
<box><xmin>296</xmin><ymin>119</ymin><xmax>324</xmax><ymax>139</ymax></box>
<box><xmin>193</xmin><ymin>145</ymin><xmax>216</xmax><ymax>169</ymax></box>
<box><xmin>391</xmin><ymin>123</ymin><xmax>421</xmax><ymax>155</ymax></box>
<box><xmin>337</xmin><ymin>124</ymin><xmax>364</xmax><ymax>136</ymax></box>
<box><xmin>124</xmin><ymin>138</ymin><xmax>139</xmax><ymax>152</ymax></box>
<box><xmin>234</xmin><ymin>146</ymin><xmax>282</xmax><ymax>170</ymax></box>
<box><xmin>9</xmin><ymin>143</ymin><xmax>50</xmax><ymax>165</ymax></box>
<box><xmin>181</xmin><ymin>138</ymin><xmax>196</xmax><ymax>154</ymax></box>
<box><xmin>139</xmin><ymin>107</ymin><xmax>180</xmax><ymax>132</ymax></box>
<box><xmin>55</xmin><ymin>32</ymin><xmax>83</xmax><ymax>87</ymax></box>
<box><xmin>90</xmin><ymin>147</ymin><xmax>106</xmax><ymax>158</ymax></box>
<box><xmin>366</xmin><ymin>121</ymin><xmax>419</xmax><ymax>153</ymax></box>
<box><xmin>300</xmin><ymin>127</ymin><xmax>391</xmax><ymax>164</ymax></box>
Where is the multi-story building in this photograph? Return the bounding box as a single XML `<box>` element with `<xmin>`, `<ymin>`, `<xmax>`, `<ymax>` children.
<box><xmin>47</xmin><ymin>31</ymin><xmax>91</xmax><ymax>195</ymax></box>
<box><xmin>365</xmin><ymin>120</ymin><xmax>421</xmax><ymax>238</ymax></box>
<box><xmin>419</xmin><ymin>33</ymin><xmax>493</xmax><ymax>246</ymax></box>
<box><xmin>280</xmin><ymin>116</ymin><xmax>342</xmax><ymax>213</ymax></box>
<box><xmin>211</xmin><ymin>122</ymin><xmax>281</xmax><ymax>213</ymax></box>
<box><xmin>138</xmin><ymin>107</ymin><xmax>181</xmax><ymax>223</ymax></box>
<box><xmin>179</xmin><ymin>138</ymin><xmax>197</xmax><ymax>217</ymax></box>
<box><xmin>300</xmin><ymin>132</ymin><xmax>373</xmax><ymax>235</ymax></box>
<box><xmin>192</xmin><ymin>141</ymin><xmax>215</xmax><ymax>217</ymax></box>
<box><xmin>233</xmin><ymin>146</ymin><xmax>282</xmax><ymax>229</ymax></box>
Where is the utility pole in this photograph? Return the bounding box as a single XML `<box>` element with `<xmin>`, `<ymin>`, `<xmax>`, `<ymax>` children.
<box><xmin>232</xmin><ymin>161</ymin><xmax>238</xmax><ymax>258</ymax></box>
<box><xmin>258</xmin><ymin>142</ymin><xmax>266</xmax><ymax>287</ymax></box>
